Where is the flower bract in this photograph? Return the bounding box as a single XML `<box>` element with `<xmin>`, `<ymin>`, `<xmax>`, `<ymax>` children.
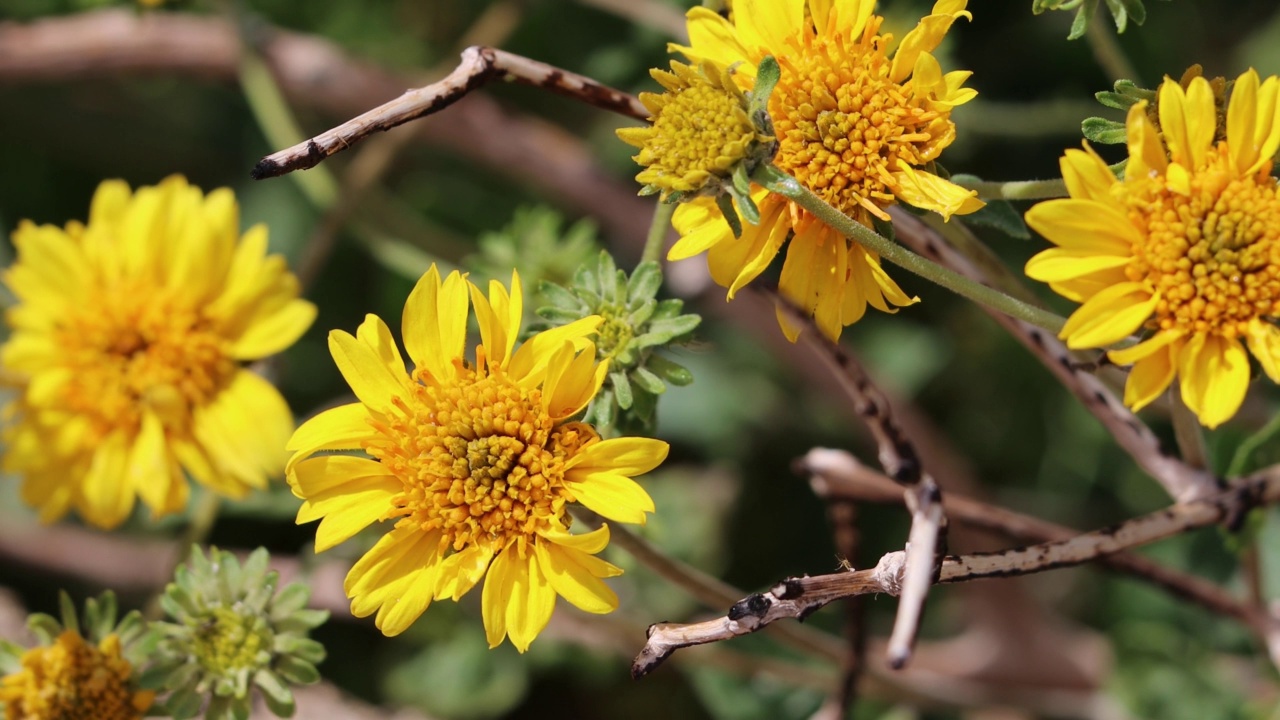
<box><xmin>1025</xmin><ymin>69</ymin><xmax>1280</xmax><ymax>428</ymax></box>
<box><xmin>1</xmin><ymin>176</ymin><xmax>316</xmax><ymax>529</ymax></box>
<box><xmin>147</xmin><ymin>546</ymin><xmax>328</xmax><ymax>719</ymax></box>
<box><xmin>286</xmin><ymin>265</ymin><xmax>669</xmax><ymax>651</ymax></box>
<box><xmin>665</xmin><ymin>0</ymin><xmax>982</xmax><ymax>340</ymax></box>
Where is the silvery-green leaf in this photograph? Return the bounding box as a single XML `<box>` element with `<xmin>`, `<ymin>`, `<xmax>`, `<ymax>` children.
<box><xmin>611</xmin><ymin>371</ymin><xmax>634</xmax><ymax>410</ymax></box>
<box><xmin>647</xmin><ymin>354</ymin><xmax>694</xmax><ymax>386</ymax></box>
<box><xmin>627</xmin><ymin>261</ymin><xmax>663</xmax><ymax>303</ymax></box>
<box><xmin>631</xmin><ymin>367</ymin><xmax>667</xmax><ymax>395</ymax></box>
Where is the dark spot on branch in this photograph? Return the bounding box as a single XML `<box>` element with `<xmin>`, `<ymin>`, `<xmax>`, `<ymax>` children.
<box><xmin>773</xmin><ymin>578</ymin><xmax>806</xmax><ymax>600</ymax></box>
<box><xmin>249</xmin><ymin>157</ymin><xmax>281</xmax><ymax>180</ymax></box>
<box><xmin>1028</xmin><ymin>329</ymin><xmax>1045</xmax><ymax>349</ymax></box>
<box><xmin>729</xmin><ymin>593</ymin><xmax>771</xmax><ymax>621</ymax></box>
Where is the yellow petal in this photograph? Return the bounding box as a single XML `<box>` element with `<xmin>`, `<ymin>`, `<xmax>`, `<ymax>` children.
<box><xmin>732</xmin><ymin>0</ymin><xmax>802</xmax><ymax>55</ymax></box>
<box><xmin>1250</xmin><ymin>75</ymin><xmax>1280</xmax><ymax>175</ymax></box>
<box><xmin>80</xmin><ymin>431</ymin><xmax>133</xmax><ymax>529</ymax></box>
<box><xmin>540</xmin><ymin>524</ymin><xmax>612</xmax><ymax>554</ymax></box>
<box><xmin>669</xmin><ymin>199</ymin><xmax>732</xmax><ymax>261</ymax></box>
<box><xmin>890</xmin><ymin>1</ymin><xmax>971</xmax><ymax>84</ymax></box>
<box><xmin>467</xmin><ymin>272</ymin><xmax>523</xmax><ymax>367</ymax></box>
<box><xmin>1108</xmin><ymin>329</ymin><xmax>1184</xmax><ymax>366</ymax></box>
<box><xmin>354</xmin><ymin>314</ymin><xmax>409</xmax><ymax>387</ymax></box>
<box><xmin>706</xmin><ymin>196</ymin><xmax>789</xmax><ymax>296</ymax></box>
<box><xmin>1246</xmin><ymin>319</ymin><xmax>1280</xmax><ymax>383</ymax></box>
<box><xmin>227</xmin><ymin>299</ymin><xmax>316</xmax><ymax>360</ymax></box>
<box><xmin>1060</xmin><ymin>145</ymin><xmax>1120</xmax><ymax>204</ymax></box>
<box><xmin>291</xmin><ymin>456</ymin><xmax>398</xmax><ymax>551</ymax></box>
<box><xmin>130</xmin><ymin>411</ymin><xmax>186</xmax><ymax>518</ymax></box>
<box><xmin>1024</xmin><ymin>199</ymin><xmax>1140</xmax><ymax>254</ymax></box>
<box><xmin>1047</xmin><ymin>269</ymin><xmax>1131</xmax><ymax>304</ymax></box>
<box><xmin>328</xmin><ymin>329</ymin><xmax>405</xmax><ymax>413</ymax></box>
<box><xmin>1157</xmin><ymin>78</ymin><xmax>1214</xmax><ymax>170</ymax></box>
<box><xmin>1058</xmin><ymin>282</ymin><xmax>1156</xmax><ymax>349</ymax></box>
<box><xmin>890</xmin><ymin>164</ymin><xmax>983</xmax><ymax>220</ymax></box>
<box><xmin>434</xmin><ymin>544</ymin><xmax>495</xmax><ymax>601</ymax></box>
<box><xmin>505</xmin><ymin>550</ymin><xmax>556</xmax><ymax>653</ymax></box>
<box><xmin>535</xmin><ymin>537</ymin><xmax>620</xmax><ymax>615</ymax></box>
<box><xmin>542</xmin><ymin>342</ymin><xmax>608</xmax><ymax>420</ymax></box>
<box><xmin>402</xmin><ymin>265</ymin><xmax>469</xmax><ymax>382</ymax></box>
<box><xmin>481</xmin><ymin>542</ymin><xmax>518</xmax><ymax>648</ymax></box>
<box><xmin>1229</xmin><ymin>68</ymin><xmax>1262</xmax><ymax>174</ymax></box>
<box><xmin>1125</xmin><ymin>101</ymin><xmax>1167</xmax><ymax>179</ymax></box>
<box><xmin>508</xmin><ymin>316</ymin><xmax>602</xmax><ymax>386</ymax></box>
<box><xmin>1178</xmin><ymin>334</ymin><xmax>1250</xmax><ymax>429</ymax></box>
<box><xmin>809</xmin><ymin>0</ymin><xmax>834</xmax><ymax>33</ymax></box>
<box><xmin>776</xmin><ymin>222</ymin><xmax>828</xmax><ymax>341</ymax></box>
<box><xmin>1123</xmin><ymin>342</ymin><xmax>1179</xmax><ymax>413</ymax></box>
<box><xmin>196</xmin><ymin>370</ymin><xmax>294</xmax><ymax>487</ymax></box>
<box><xmin>564</xmin><ymin>472</ymin><xmax>656</xmax><ymax>525</ymax></box>
<box><xmin>1024</xmin><ymin>249</ymin><xmax>1132</xmax><ymax>283</ymax></box>
<box><xmin>670</xmin><ymin>8</ymin><xmax>753</xmax><ymax>76</ymax></box>
<box><xmin>568</xmin><ymin>437</ymin><xmax>670</xmax><ymax>475</ymax></box>
<box><xmin>286</xmin><ymin>403</ymin><xmax>377</xmax><ymax>472</ymax></box>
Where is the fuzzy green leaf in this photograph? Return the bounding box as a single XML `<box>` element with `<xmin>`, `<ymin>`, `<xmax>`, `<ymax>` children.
<box><xmin>963</xmin><ymin>200</ymin><xmax>1031</xmax><ymax>240</ymax></box>
<box><xmin>647</xmin><ymin>354</ymin><xmax>695</xmax><ymax>386</ymax></box>
<box><xmin>611</xmin><ymin>370</ymin><xmax>634</xmax><ymax>410</ymax></box>
<box><xmin>1082</xmin><ymin>117</ymin><xmax>1128</xmax><ymax>144</ymax></box>
<box><xmin>715</xmin><ymin>194</ymin><xmax>743</xmax><ymax>239</ymax></box>
<box><xmin>1095</xmin><ymin>91</ymin><xmax>1136</xmax><ymax>109</ymax></box>
<box><xmin>537</xmin><ymin>280</ymin><xmax>590</xmax><ymax>313</ymax></box>
<box><xmin>631</xmin><ymin>367</ymin><xmax>667</xmax><ymax>395</ymax></box>
<box><xmin>627</xmin><ymin>261</ymin><xmax>663</xmax><ymax>303</ymax></box>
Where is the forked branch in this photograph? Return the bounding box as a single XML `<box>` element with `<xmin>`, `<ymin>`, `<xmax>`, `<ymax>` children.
<box><xmin>633</xmin><ymin>464</ymin><xmax>1280</xmax><ymax>677</ymax></box>
<box><xmin>252</xmin><ymin>45</ymin><xmax>647</xmax><ymax>178</ymax></box>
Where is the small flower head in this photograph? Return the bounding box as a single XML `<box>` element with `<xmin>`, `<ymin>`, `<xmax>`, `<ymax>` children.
<box><xmin>1026</xmin><ymin>69</ymin><xmax>1280</xmax><ymax>428</ymax></box>
<box><xmin>617</xmin><ymin>59</ymin><xmax>774</xmax><ymax>201</ymax></box>
<box><xmin>536</xmin><ymin>252</ymin><xmax>700</xmax><ymax>434</ymax></box>
<box><xmin>1</xmin><ymin>176</ymin><xmax>316</xmax><ymax>529</ymax></box>
<box><xmin>286</xmin><ymin>265</ymin><xmax>669</xmax><ymax>651</ymax></box>
<box><xmin>148</xmin><ymin>546</ymin><xmax>327</xmax><ymax>719</ymax></box>
<box><xmin>663</xmin><ymin>0</ymin><xmax>982</xmax><ymax>341</ymax></box>
<box><xmin>0</xmin><ymin>592</ymin><xmax>153</xmax><ymax>720</ymax></box>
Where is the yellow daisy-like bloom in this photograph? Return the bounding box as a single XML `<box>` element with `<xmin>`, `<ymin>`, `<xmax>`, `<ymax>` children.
<box><xmin>667</xmin><ymin>0</ymin><xmax>982</xmax><ymax>340</ymax></box>
<box><xmin>1025</xmin><ymin>70</ymin><xmax>1280</xmax><ymax>428</ymax></box>
<box><xmin>617</xmin><ymin>59</ymin><xmax>772</xmax><ymax>199</ymax></box>
<box><xmin>286</xmin><ymin>265</ymin><xmax>669</xmax><ymax>651</ymax></box>
<box><xmin>1</xmin><ymin>176</ymin><xmax>316</xmax><ymax>528</ymax></box>
<box><xmin>0</xmin><ymin>631</ymin><xmax>154</xmax><ymax>720</ymax></box>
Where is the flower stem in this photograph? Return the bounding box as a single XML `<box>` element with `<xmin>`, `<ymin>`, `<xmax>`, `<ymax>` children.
<box><xmin>145</xmin><ymin>491</ymin><xmax>222</xmax><ymax>620</ymax></box>
<box><xmin>642</xmin><ymin>200</ymin><xmax>675</xmax><ymax>265</ymax></box>
<box><xmin>1169</xmin><ymin>388</ymin><xmax>1209</xmax><ymax>470</ymax></box>
<box><xmin>954</xmin><ymin>177</ymin><xmax>1068</xmax><ymax>201</ymax></box>
<box><xmin>1085</xmin><ymin>10</ymin><xmax>1141</xmax><ymax>85</ymax></box>
<box><xmin>756</xmin><ymin>164</ymin><xmax>1066</xmax><ymax>335</ymax></box>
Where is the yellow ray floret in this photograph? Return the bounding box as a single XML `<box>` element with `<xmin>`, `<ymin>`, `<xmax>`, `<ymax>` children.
<box><xmin>286</xmin><ymin>266</ymin><xmax>669</xmax><ymax>651</ymax></box>
<box><xmin>1</xmin><ymin>176</ymin><xmax>315</xmax><ymax>528</ymax></box>
<box><xmin>1025</xmin><ymin>69</ymin><xmax>1280</xmax><ymax>428</ymax></box>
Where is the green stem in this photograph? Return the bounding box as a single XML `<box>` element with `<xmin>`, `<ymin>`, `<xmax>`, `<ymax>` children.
<box><xmin>1169</xmin><ymin>388</ymin><xmax>1209</xmax><ymax>471</ymax></box>
<box><xmin>145</xmin><ymin>491</ymin><xmax>222</xmax><ymax>620</ymax></box>
<box><xmin>642</xmin><ymin>201</ymin><xmax>675</xmax><ymax>265</ymax></box>
<box><xmin>1085</xmin><ymin>10</ymin><xmax>1141</xmax><ymax>85</ymax></box>
<box><xmin>756</xmin><ymin>164</ymin><xmax>1066</xmax><ymax>335</ymax></box>
<box><xmin>955</xmin><ymin>177</ymin><xmax>1068</xmax><ymax>201</ymax></box>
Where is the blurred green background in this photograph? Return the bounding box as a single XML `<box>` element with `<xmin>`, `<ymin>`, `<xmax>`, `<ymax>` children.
<box><xmin>3</xmin><ymin>0</ymin><xmax>1280</xmax><ymax>718</ymax></box>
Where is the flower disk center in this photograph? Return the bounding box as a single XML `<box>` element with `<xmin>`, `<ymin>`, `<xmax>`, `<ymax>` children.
<box><xmin>190</xmin><ymin>607</ymin><xmax>271</xmax><ymax>676</ymax></box>
<box><xmin>367</xmin><ymin>365</ymin><xmax>599</xmax><ymax>555</ymax></box>
<box><xmin>1125</xmin><ymin>147</ymin><xmax>1280</xmax><ymax>338</ymax></box>
<box><xmin>57</xmin><ymin>285</ymin><xmax>235</xmax><ymax>436</ymax></box>
<box><xmin>770</xmin><ymin>20</ymin><xmax>951</xmax><ymax>222</ymax></box>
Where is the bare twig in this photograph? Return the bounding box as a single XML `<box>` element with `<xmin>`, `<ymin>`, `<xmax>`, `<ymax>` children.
<box><xmin>772</xmin><ymin>292</ymin><xmax>947</xmax><ymax>669</ymax></box>
<box><xmin>0</xmin><ymin>9</ymin><xmax>654</xmax><ymax>249</ymax></box>
<box><xmin>889</xmin><ymin>208</ymin><xmax>1220</xmax><ymax>504</ymax></box>
<box><xmin>633</xmin><ymin>463</ymin><xmax>1280</xmax><ymax>676</ymax></box>
<box><xmin>252</xmin><ymin>45</ymin><xmax>647</xmax><ymax>179</ymax></box>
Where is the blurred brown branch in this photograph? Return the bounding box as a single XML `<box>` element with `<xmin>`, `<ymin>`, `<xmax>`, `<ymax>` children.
<box><xmin>0</xmin><ymin>9</ymin><xmax>653</xmax><ymax>249</ymax></box>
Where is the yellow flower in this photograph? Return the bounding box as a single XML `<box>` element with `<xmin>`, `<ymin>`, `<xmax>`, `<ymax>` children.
<box><xmin>0</xmin><ymin>631</ymin><xmax>154</xmax><ymax>720</ymax></box>
<box><xmin>286</xmin><ymin>266</ymin><xmax>669</xmax><ymax>651</ymax></box>
<box><xmin>1</xmin><ymin>176</ymin><xmax>316</xmax><ymax>528</ymax></box>
<box><xmin>617</xmin><ymin>59</ymin><xmax>773</xmax><ymax>200</ymax></box>
<box><xmin>667</xmin><ymin>0</ymin><xmax>982</xmax><ymax>340</ymax></box>
<box><xmin>1025</xmin><ymin>70</ymin><xmax>1280</xmax><ymax>428</ymax></box>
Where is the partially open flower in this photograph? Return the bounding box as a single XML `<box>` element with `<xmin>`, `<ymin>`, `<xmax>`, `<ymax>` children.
<box><xmin>617</xmin><ymin>59</ymin><xmax>775</xmax><ymax>202</ymax></box>
<box><xmin>146</xmin><ymin>546</ymin><xmax>327</xmax><ymax>719</ymax></box>
<box><xmin>0</xmin><ymin>592</ymin><xmax>153</xmax><ymax>720</ymax></box>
